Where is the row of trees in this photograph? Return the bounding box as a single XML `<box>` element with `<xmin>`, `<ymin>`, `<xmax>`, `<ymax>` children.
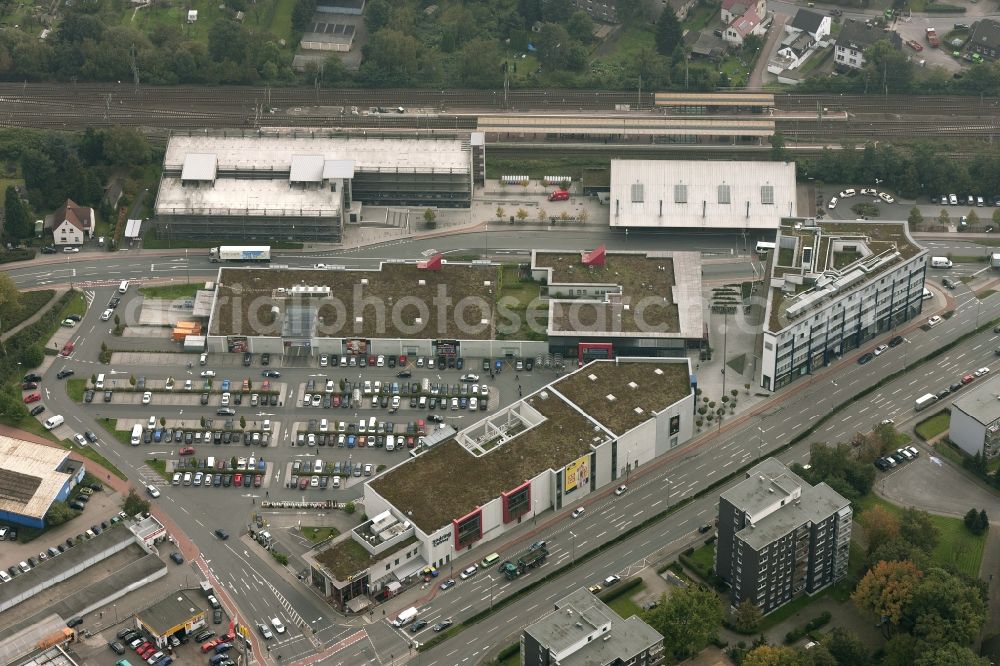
<box><xmin>796</xmin><ymin>141</ymin><xmax>1000</xmax><ymax>202</ymax></box>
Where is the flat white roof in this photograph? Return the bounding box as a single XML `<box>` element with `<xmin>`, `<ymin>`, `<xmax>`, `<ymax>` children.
<box><xmin>181</xmin><ymin>153</ymin><xmax>217</xmax><ymax>181</ymax></box>
<box><xmin>289</xmin><ymin>155</ymin><xmax>326</xmax><ymax>183</ymax></box>
<box><xmin>156</xmin><ymin>177</ymin><xmax>341</xmax><ymax>217</ymax></box>
<box><xmin>164</xmin><ymin>134</ymin><xmax>470</xmax><ymax>173</ymax></box>
<box><xmin>0</xmin><ymin>436</ymin><xmax>71</xmax><ymax>520</ymax></box>
<box><xmin>609</xmin><ymin>159</ymin><xmax>796</xmax><ymax>229</ymax></box>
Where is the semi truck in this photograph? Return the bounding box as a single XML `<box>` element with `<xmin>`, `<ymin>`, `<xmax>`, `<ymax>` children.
<box><xmin>925</xmin><ymin>27</ymin><xmax>940</xmax><ymax>47</ymax></box>
<box><xmin>914</xmin><ymin>393</ymin><xmax>939</xmax><ymax>411</ymax></box>
<box><xmin>501</xmin><ymin>545</ymin><xmax>550</xmax><ymax>579</ymax></box>
<box><xmin>209</xmin><ymin>246</ymin><xmax>271</xmax><ymax>263</ymax></box>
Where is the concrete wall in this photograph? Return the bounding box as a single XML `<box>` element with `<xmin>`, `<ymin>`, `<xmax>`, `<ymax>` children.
<box><xmin>950</xmin><ymin>407</ymin><xmax>986</xmax><ymax>457</ymax></box>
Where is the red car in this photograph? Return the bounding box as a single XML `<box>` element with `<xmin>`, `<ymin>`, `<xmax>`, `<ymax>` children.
<box><xmin>23</xmin><ymin>392</ymin><xmax>41</xmax><ymax>404</ymax></box>
<box><xmin>140</xmin><ymin>646</ymin><xmax>157</xmax><ymax>659</ymax></box>
<box><xmin>298</xmin><ymin>476</ymin><xmax>309</xmax><ymax>490</ymax></box>
<box><xmin>332</xmin><ymin>394</ymin><xmax>341</xmax><ymax>407</ymax></box>
<box><xmin>962</xmin><ymin>374</ymin><xmax>975</xmax><ymax>384</ymax></box>
<box><xmin>233</xmin><ymin>473</ymin><xmax>242</xmax><ymax>486</ymax></box>
<box><xmin>136</xmin><ymin>641</ymin><xmax>151</xmax><ymax>653</ymax></box>
<box><xmin>406</xmin><ymin>436</ymin><xmax>416</xmax><ymax>448</ymax></box>
<box><xmin>179</xmin><ymin>446</ymin><xmax>195</xmax><ymax>455</ymax></box>
<box><xmin>368</xmin><ymin>354</ymin><xmax>376</xmax><ymax>366</ymax></box>
<box><xmin>60</xmin><ymin>341</ymin><xmax>75</xmax><ymax>356</ymax></box>
<box><xmin>253</xmin><ymin>475</ymin><xmax>262</xmax><ymax>487</ymax></box>
<box><xmin>201</xmin><ymin>638</ymin><xmax>223</xmax><ymax>653</ymax></box>
<box><xmin>357</xmin><ymin>436</ymin><xmax>366</xmax><ymax>448</ymax></box>
<box><xmin>548</xmin><ymin>189</ymin><xmax>569</xmax><ymax>201</ymax></box>
<box><xmin>399</xmin><ymin>354</ymin><xmax>407</xmax><ymax>366</ymax></box>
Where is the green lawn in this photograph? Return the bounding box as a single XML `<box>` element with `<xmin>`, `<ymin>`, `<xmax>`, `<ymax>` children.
<box><xmin>301</xmin><ymin>526</ymin><xmax>340</xmax><ymax>544</ymax></box>
<box><xmin>66</xmin><ymin>378</ymin><xmax>87</xmax><ymax>402</ymax></box>
<box><xmin>498</xmin><ymin>651</ymin><xmax>521</xmax><ymax>666</ymax></box>
<box><xmin>98</xmin><ymin>418</ymin><xmax>133</xmax><ymax>446</ymax></box>
<box><xmin>60</xmin><ymin>290</ymin><xmax>87</xmax><ymax>320</ymax></box>
<box><xmin>915</xmin><ymin>410</ymin><xmax>950</xmax><ymax>440</ymax></box>
<box><xmin>0</xmin><ymin>414</ymin><xmax>59</xmax><ymax>443</ymax></box>
<box><xmin>684</xmin><ymin>3</ymin><xmax>719</xmax><ymax>33</ymax></box>
<box><xmin>856</xmin><ymin>495</ymin><xmax>986</xmax><ymax>577</ymax></box>
<box><xmin>686</xmin><ymin>542</ymin><xmax>716</xmax><ymax>580</ymax></box>
<box><xmin>139</xmin><ymin>283</ymin><xmax>205</xmax><ymax>299</ymax></box>
<box><xmin>607</xmin><ymin>591</ymin><xmax>645</xmax><ymax>620</ymax></box>
<box><xmin>145</xmin><ymin>458</ymin><xmax>170</xmax><ymax>482</ymax></box>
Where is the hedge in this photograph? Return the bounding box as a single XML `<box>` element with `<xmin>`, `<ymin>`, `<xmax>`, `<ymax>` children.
<box><xmin>0</xmin><ymin>248</ymin><xmax>36</xmax><ymax>264</ymax></box>
<box><xmin>784</xmin><ymin>611</ymin><xmax>832</xmax><ymax>644</ymax></box>
<box><xmin>925</xmin><ymin>3</ymin><xmax>965</xmax><ymax>11</ymax></box>
<box><xmin>597</xmin><ymin>577</ymin><xmax>643</xmax><ymax>604</ymax></box>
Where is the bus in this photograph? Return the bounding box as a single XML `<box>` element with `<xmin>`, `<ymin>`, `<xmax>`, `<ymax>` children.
<box><xmin>755</xmin><ymin>241</ymin><xmax>776</xmax><ymax>255</ymax></box>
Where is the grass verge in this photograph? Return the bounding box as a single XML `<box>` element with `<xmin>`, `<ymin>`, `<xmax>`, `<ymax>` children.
<box><xmin>915</xmin><ymin>409</ymin><xmax>950</xmax><ymax>440</ymax></box>
<box><xmin>146</xmin><ymin>459</ymin><xmax>170</xmax><ymax>482</ymax></box>
<box><xmin>604</xmin><ymin>581</ymin><xmax>646</xmax><ymax>619</ymax></box>
<box><xmin>685</xmin><ymin>542</ymin><xmax>716</xmax><ymax>580</ymax></box>
<box><xmin>66</xmin><ymin>378</ymin><xmax>87</xmax><ymax>402</ymax></box>
<box><xmin>62</xmin><ymin>440</ymin><xmax>127</xmax><ymax>480</ymax></box>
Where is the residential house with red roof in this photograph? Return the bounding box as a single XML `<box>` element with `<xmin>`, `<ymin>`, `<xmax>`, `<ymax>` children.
<box><xmin>51</xmin><ymin>199</ymin><xmax>94</xmax><ymax>246</ymax></box>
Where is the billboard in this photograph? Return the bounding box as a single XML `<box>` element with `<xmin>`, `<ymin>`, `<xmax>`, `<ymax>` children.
<box><xmin>564</xmin><ymin>455</ymin><xmax>590</xmax><ymax>494</ymax></box>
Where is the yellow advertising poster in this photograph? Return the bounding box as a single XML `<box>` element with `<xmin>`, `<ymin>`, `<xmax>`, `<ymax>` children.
<box><xmin>565</xmin><ymin>455</ymin><xmax>590</xmax><ymax>493</ymax></box>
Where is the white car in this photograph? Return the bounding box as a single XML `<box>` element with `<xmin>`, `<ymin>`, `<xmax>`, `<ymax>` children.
<box><xmin>73</xmin><ymin>433</ymin><xmax>87</xmax><ymax>447</ymax></box>
<box><xmin>146</xmin><ymin>484</ymin><xmax>160</xmax><ymax>498</ymax></box>
<box><xmin>200</xmin><ymin>370</ymin><xmax>216</xmax><ymax>377</ymax></box>
<box><xmin>142</xmin><ymin>391</ymin><xmax>152</xmax><ymax>404</ymax></box>
<box><xmin>872</xmin><ymin>344</ymin><xmax>888</xmax><ymax>356</ymax></box>
<box><xmin>311</xmin><ymin>394</ymin><xmax>322</xmax><ymax>407</ymax></box>
<box><xmin>827</xmin><ymin>196</ymin><xmax>838</xmax><ymax>209</ymax></box>
<box><xmin>928</xmin><ymin>315</ymin><xmax>942</xmax><ymax>327</ymax></box>
<box><xmin>303</xmin><ymin>393</ymin><xmax>312</xmax><ymax>407</ymax></box>
<box><xmin>572</xmin><ymin>507</ymin><xmax>586</xmax><ymax>518</ymax></box>
<box><xmin>184</xmin><ymin>379</ymin><xmax>193</xmax><ymax>391</ymax></box>
<box><xmin>61</xmin><ymin>318</ymin><xmax>76</xmax><ymax>327</ymax></box>
<box><xmin>614</xmin><ymin>485</ymin><xmax>627</xmax><ymax>496</ymax></box>
<box><xmin>271</xmin><ymin>617</ymin><xmax>286</xmax><ymax>634</ymax></box>
<box><xmin>258</xmin><ymin>623</ymin><xmax>274</xmax><ymax>640</ymax></box>
<box><xmin>878</xmin><ymin>192</ymin><xmax>895</xmax><ymax>203</ymax></box>
<box><xmin>221</xmin><ymin>392</ymin><xmax>230</xmax><ymax>406</ymax></box>
<box><xmin>974</xmin><ymin>367</ymin><xmax>991</xmax><ymax>377</ymax></box>
<box><xmin>459</xmin><ymin>565</ymin><xmax>478</xmax><ymax>580</ymax></box>
<box><xmin>63</xmin><ymin>246</ymin><xmax>80</xmax><ymax>253</ymax></box>
<box><xmin>100</xmin><ymin>308</ymin><xmax>114</xmax><ymax>321</ymax></box>
<box><xmin>839</xmin><ymin>188</ymin><xmax>856</xmax><ymax>198</ymax></box>
<box><xmin>377</xmin><ymin>355</ymin><xmax>385</xmax><ymax>367</ymax></box>
<box><xmin>861</xmin><ymin>188</ymin><xmax>877</xmax><ymax>195</ymax></box>
<box><xmin>880</xmin><ymin>419</ymin><xmax>895</xmax><ymax>426</ymax></box>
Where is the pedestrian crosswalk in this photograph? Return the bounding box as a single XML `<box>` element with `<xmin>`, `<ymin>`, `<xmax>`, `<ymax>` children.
<box><xmin>84</xmin><ymin>290</ymin><xmax>95</xmax><ymax>308</ymax></box>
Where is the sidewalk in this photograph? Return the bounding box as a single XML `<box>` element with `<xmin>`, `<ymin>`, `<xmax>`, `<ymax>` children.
<box><xmin>0</xmin><ymin>287</ymin><xmax>67</xmax><ymax>342</ymax></box>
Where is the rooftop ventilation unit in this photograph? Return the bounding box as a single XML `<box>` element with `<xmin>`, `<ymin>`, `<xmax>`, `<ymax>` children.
<box><xmin>360</xmin><ymin>278</ymin><xmax>368</xmax><ymax>285</ymax></box>
<box><xmin>633</xmin><ymin>407</ymin><xmax>644</xmax><ymax>415</ymax></box>
<box><xmin>606</xmin><ymin>394</ymin><xmax>616</xmax><ymax>402</ymax></box>
<box><xmin>654</xmin><ymin>368</ymin><xmax>664</xmax><ymax>375</ymax></box>
<box><xmin>588</xmin><ymin>374</ymin><xmax>598</xmax><ymax>382</ymax></box>
<box><xmin>628</xmin><ymin>381</ymin><xmax>638</xmax><ymax>389</ymax></box>
<box><xmin>418</xmin><ymin>279</ymin><xmax>426</xmax><ymax>286</ymax></box>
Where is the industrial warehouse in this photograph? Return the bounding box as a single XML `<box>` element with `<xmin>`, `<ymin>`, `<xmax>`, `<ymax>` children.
<box><xmin>154</xmin><ymin>130</ymin><xmax>477</xmax><ymax>243</ymax></box>
<box><xmin>304</xmin><ymin>357</ymin><xmax>695</xmax><ymax>610</ymax></box>
<box><xmin>0</xmin><ymin>436</ymin><xmax>86</xmax><ymax>529</ymax></box>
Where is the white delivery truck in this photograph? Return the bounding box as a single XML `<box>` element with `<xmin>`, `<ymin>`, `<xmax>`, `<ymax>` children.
<box><xmin>930</xmin><ymin>256</ymin><xmax>953</xmax><ymax>268</ymax></box>
<box><xmin>392</xmin><ymin>607</ymin><xmax>418</xmax><ymax>628</ymax></box>
<box><xmin>44</xmin><ymin>415</ymin><xmax>64</xmax><ymax>430</ymax></box>
<box><xmin>914</xmin><ymin>393</ymin><xmax>939</xmax><ymax>411</ymax></box>
<box><xmin>130</xmin><ymin>423</ymin><xmax>143</xmax><ymax>445</ymax></box>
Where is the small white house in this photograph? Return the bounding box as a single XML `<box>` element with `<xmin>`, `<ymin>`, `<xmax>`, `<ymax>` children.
<box><xmin>51</xmin><ymin>199</ymin><xmax>94</xmax><ymax>246</ymax></box>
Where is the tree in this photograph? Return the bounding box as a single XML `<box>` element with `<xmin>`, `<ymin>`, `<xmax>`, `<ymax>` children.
<box><xmin>423</xmin><ymin>208</ymin><xmax>437</xmax><ymax>228</ymax></box>
<box><xmin>741</xmin><ymin>645</ymin><xmax>802</xmax><ymax>666</ymax></box>
<box><xmin>457</xmin><ymin>38</ymin><xmax>504</xmax><ymax>88</ymax></box>
<box><xmin>537</xmin><ymin>208</ymin><xmax>548</xmax><ymax>223</ymax></box>
<box><xmin>121</xmin><ymin>488</ymin><xmax>150</xmax><ymax>517</ymax></box>
<box><xmin>655</xmin><ymin>7</ymin><xmax>682</xmax><ymax>57</ymax></box>
<box><xmin>977</xmin><ymin>509</ymin><xmax>989</xmax><ymax>533</ymax></box>
<box><xmin>826</xmin><ymin>627</ymin><xmax>870</xmax><ymax>666</ymax></box>
<box><xmin>364</xmin><ymin>0</ymin><xmax>392</xmax><ymax>32</ymax></box>
<box><xmin>495</xmin><ymin>207</ymin><xmax>506</xmax><ymax>221</ymax></box>
<box><xmin>208</xmin><ymin>20</ymin><xmax>248</xmax><ymax>63</ymax></box>
<box><xmin>542</xmin><ymin>0</ymin><xmax>574</xmax><ymax>21</ymax></box>
<box><xmin>0</xmin><ymin>387</ymin><xmax>28</xmax><ymax>419</ymax></box>
<box><xmin>240</xmin><ymin>415</ymin><xmax>246</xmax><ymax>429</ymax></box>
<box><xmin>733</xmin><ymin>600</ymin><xmax>763</xmax><ymax>633</ymax></box>
<box><xmin>902</xmin><ymin>568</ymin><xmax>987</xmax><ymax>644</ymax></box>
<box><xmin>938</xmin><ymin>209</ymin><xmax>951</xmax><ymax>226</ymax></box>
<box><xmin>852</xmin><ymin>559</ymin><xmax>923</xmax><ymax>626</ymax></box>
<box><xmin>880</xmin><ymin>635</ymin><xmax>917</xmax><ymax>666</ymax></box>
<box><xmin>993</xmin><ymin>208</ymin><xmax>1000</xmax><ymax>227</ymax></box>
<box><xmin>46</xmin><ymin>501</ymin><xmax>78</xmax><ymax>526</ymax></box>
<box><xmin>899</xmin><ymin>507</ymin><xmax>939</xmax><ymax>552</ymax></box>
<box><xmin>0</xmin><ymin>272</ymin><xmax>20</xmax><ymax>317</ymax></box>
<box><xmin>101</xmin><ymin>128</ymin><xmax>151</xmax><ymax>166</ymax></box>
<box><xmin>645</xmin><ymin>585</ymin><xmax>723</xmax><ymax>661</ymax></box>
<box><xmin>4</xmin><ymin>185</ymin><xmax>31</xmax><ymax>240</ymax></box>
<box><xmin>913</xmin><ymin>644</ymin><xmax>990</xmax><ymax>666</ymax></box>
<box><xmin>966</xmin><ymin>209</ymin><xmax>980</xmax><ymax>228</ymax></box>
<box><xmin>908</xmin><ymin>206</ymin><xmax>923</xmax><ymax>229</ymax></box>
<box><xmin>566</xmin><ymin>11</ymin><xmax>594</xmax><ymax>43</ymax></box>
<box><xmin>344</xmin><ymin>501</ymin><xmax>356</xmax><ymax>514</ymax></box>
<box><xmin>292</xmin><ymin>0</ymin><xmax>318</xmax><ymax>32</ymax></box>
<box><xmin>862</xmin><ymin>504</ymin><xmax>901</xmax><ymax>554</ymax></box>
<box><xmin>770</xmin><ymin>131</ymin><xmax>788</xmax><ymax>161</ymax></box>
<box><xmin>19</xmin><ymin>343</ymin><xmax>43</xmax><ymax>368</ymax></box>
<box><xmin>964</xmin><ymin>508</ymin><xmax>985</xmax><ymax>535</ymax></box>
<box><xmin>515</xmin><ymin>208</ymin><xmax>528</xmax><ymax>222</ymax></box>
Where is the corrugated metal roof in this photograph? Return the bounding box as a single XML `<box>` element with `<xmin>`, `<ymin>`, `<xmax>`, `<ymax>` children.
<box><xmin>0</xmin><ymin>436</ymin><xmax>71</xmax><ymax>520</ymax></box>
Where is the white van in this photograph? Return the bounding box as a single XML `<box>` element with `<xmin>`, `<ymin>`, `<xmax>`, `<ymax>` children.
<box><xmin>207</xmin><ymin>456</ymin><xmax>216</xmax><ymax>469</ymax></box>
<box><xmin>44</xmin><ymin>415</ymin><xmax>64</xmax><ymax>430</ymax></box>
<box><xmin>95</xmin><ymin>373</ymin><xmax>105</xmax><ymax>389</ymax></box>
<box><xmin>130</xmin><ymin>424</ymin><xmax>143</xmax><ymax>445</ymax></box>
<box><xmin>118</xmin><ymin>280</ymin><xmax>130</xmax><ymax>293</ymax></box>
<box><xmin>930</xmin><ymin>256</ymin><xmax>953</xmax><ymax>269</ymax></box>
<box><xmin>922</xmin><ymin>287</ymin><xmax>933</xmax><ymax>300</ymax></box>
<box><xmin>386</xmin><ymin>435</ymin><xmax>396</xmax><ymax>452</ymax></box>
<box><xmin>368</xmin><ymin>417</ymin><xmax>377</xmax><ymax>432</ymax></box>
<box><xmin>320</xmin><ymin>418</ymin><xmax>329</xmax><ymax>432</ymax></box>
<box><xmin>358</xmin><ymin>419</ymin><xmax>366</xmax><ymax>434</ymax></box>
